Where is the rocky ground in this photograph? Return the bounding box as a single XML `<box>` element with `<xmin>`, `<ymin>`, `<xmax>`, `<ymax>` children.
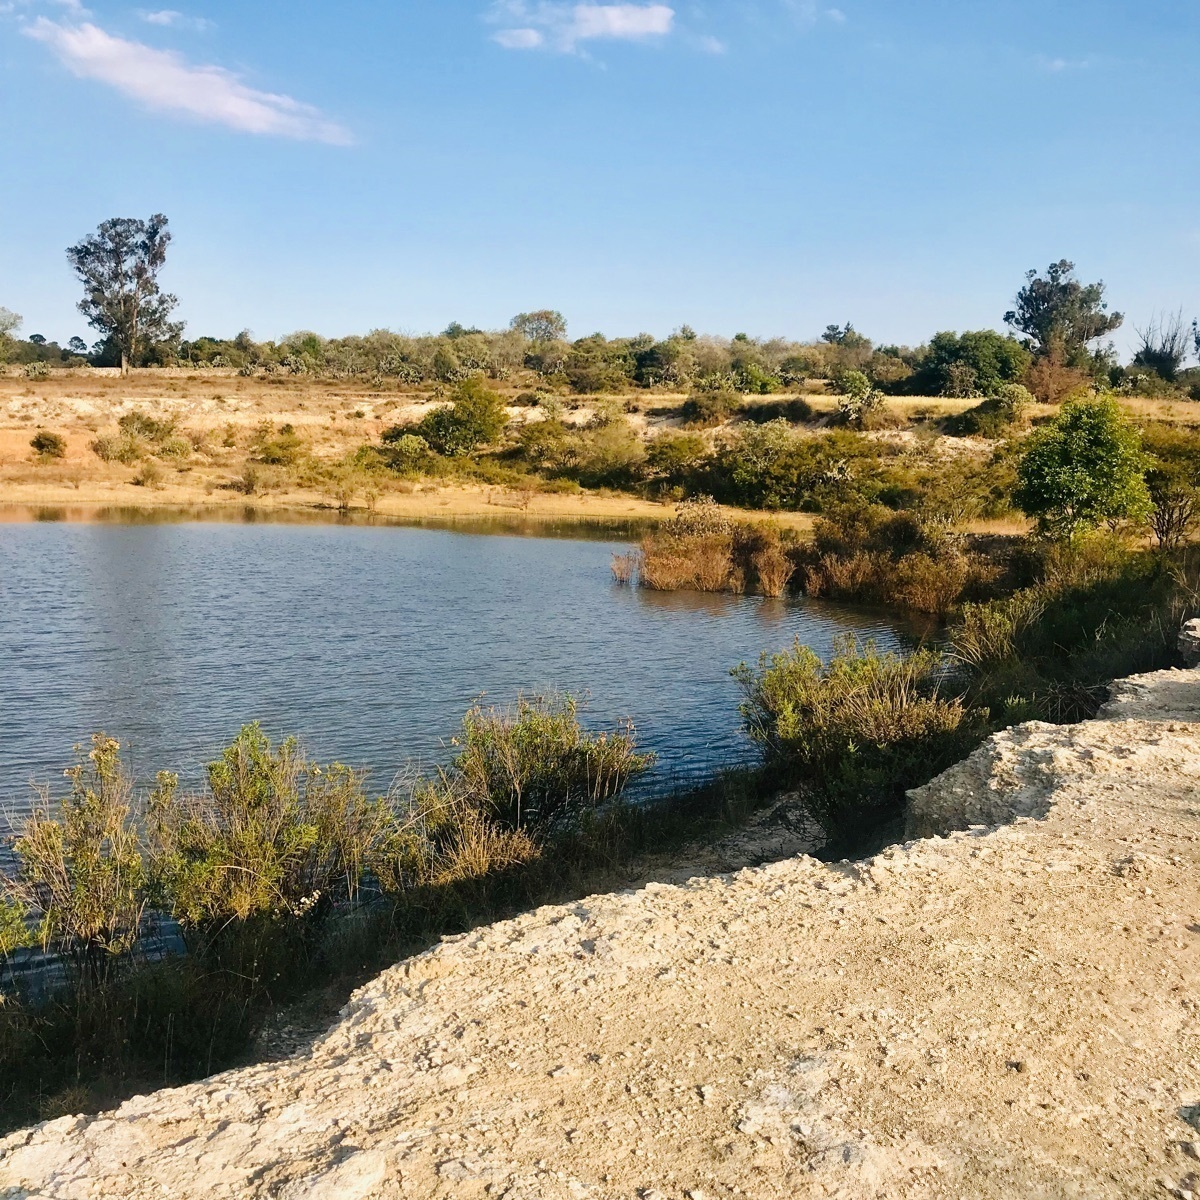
<box><xmin>2</xmin><ymin>667</ymin><xmax>1200</xmax><ymax>1199</ymax></box>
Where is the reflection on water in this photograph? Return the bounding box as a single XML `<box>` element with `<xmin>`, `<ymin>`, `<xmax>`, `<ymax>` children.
<box><xmin>0</xmin><ymin>517</ymin><xmax>921</xmax><ymax>816</ymax></box>
<box><xmin>0</xmin><ymin>504</ymin><xmax>658</xmax><ymax>543</ymax></box>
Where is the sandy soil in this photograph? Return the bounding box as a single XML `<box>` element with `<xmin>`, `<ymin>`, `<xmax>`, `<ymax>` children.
<box><xmin>5</xmin><ymin>369</ymin><xmax>1195</xmax><ymax>533</ymax></box>
<box><xmin>0</xmin><ymin>371</ymin><xmax>821</xmax><ymax>529</ymax></box>
<box><xmin>3</xmin><ymin>662</ymin><xmax>1198</xmax><ymax>1199</ymax></box>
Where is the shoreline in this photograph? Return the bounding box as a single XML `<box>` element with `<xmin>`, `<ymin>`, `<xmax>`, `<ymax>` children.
<box><xmin>0</xmin><ymin>478</ymin><xmax>820</xmax><ymax>531</ymax></box>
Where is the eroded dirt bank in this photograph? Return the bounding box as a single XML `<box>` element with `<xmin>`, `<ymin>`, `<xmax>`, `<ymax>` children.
<box><xmin>2</xmin><ymin>669</ymin><xmax>1199</xmax><ymax>1199</ymax></box>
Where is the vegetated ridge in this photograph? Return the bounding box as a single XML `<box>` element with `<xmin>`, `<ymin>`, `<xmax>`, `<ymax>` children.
<box><xmin>2</xmin><ymin>654</ymin><xmax>1198</xmax><ymax>1198</ymax></box>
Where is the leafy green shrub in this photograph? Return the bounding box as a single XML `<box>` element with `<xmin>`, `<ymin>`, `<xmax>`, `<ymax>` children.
<box><xmin>642</xmin><ymin>431</ymin><xmax>708</xmax><ymax>493</ymax></box>
<box><xmin>1014</xmin><ymin>397</ymin><xmax>1151</xmax><ymax>539</ymax></box>
<box><xmin>909</xmin><ymin>330</ymin><xmax>1031</xmax><ymax>398</ymax></box>
<box><xmin>416</xmin><ymin>377</ymin><xmax>508</xmax><ymax>456</ymax></box>
<box><xmin>379</xmin><ymin>432</ymin><xmax>433</xmax><ymax>475</ymax></box>
<box><xmin>118</xmin><ymin>410</ymin><xmax>177</xmax><ymax>443</ymax></box>
<box><xmin>735</xmin><ymin>637</ymin><xmax>980</xmax><ymax>840</ymax></box>
<box><xmin>681</xmin><ymin>388</ymin><xmax>742</xmax><ymax>429</ymax></box>
<box><xmin>2</xmin><ymin>736</ymin><xmax>146</xmax><ymax>986</ymax></box>
<box><xmin>740</xmin><ymin>397</ymin><xmax>814</xmax><ymax>424</ymax></box>
<box><xmin>441</xmin><ymin>696</ymin><xmax>654</xmax><ymax>836</ymax></box>
<box><xmin>249</xmin><ymin>421</ymin><xmax>307</xmax><ymax>466</ymax></box>
<box><xmin>833</xmin><ymin>371</ymin><xmax>884</xmax><ymax>427</ymax></box>
<box><xmin>90</xmin><ymin>433</ymin><xmax>144</xmax><ymax>464</ymax></box>
<box><xmin>23</xmin><ymin>361</ymin><xmax>50</xmax><ymax>380</ymax></box>
<box><xmin>948</xmin><ymin>383</ymin><xmax>1034</xmax><ymax>437</ymax></box>
<box><xmin>147</xmin><ymin>725</ymin><xmax>394</xmax><ymax>936</ymax></box>
<box><xmin>30</xmin><ymin>429</ymin><xmax>66</xmax><ymax>459</ymax></box>
<box><xmin>706</xmin><ymin>421</ymin><xmax>835</xmax><ymax>510</ymax></box>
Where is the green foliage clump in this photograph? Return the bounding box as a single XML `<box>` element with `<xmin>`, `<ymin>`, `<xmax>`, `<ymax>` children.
<box><xmin>89</xmin><ymin>432</ymin><xmax>144</xmax><ymax>464</ymax></box>
<box><xmin>912</xmin><ymin>331</ymin><xmax>1032</xmax><ymax>398</ymax></box>
<box><xmin>30</xmin><ymin>429</ymin><xmax>66</xmax><ymax>459</ymax></box>
<box><xmin>1014</xmin><ymin>397</ymin><xmax>1151</xmax><ymax>539</ymax></box>
<box><xmin>118</xmin><ymin>411</ymin><xmax>177</xmax><ymax>443</ymax></box>
<box><xmin>147</xmin><ymin>725</ymin><xmax>394</xmax><ymax>932</ymax></box>
<box><xmin>417</xmin><ymin>377</ymin><xmax>508</xmax><ymax>456</ymax></box>
<box><xmin>2</xmin><ymin>736</ymin><xmax>146</xmax><ymax>985</ymax></box>
<box><xmin>948</xmin><ymin>383</ymin><xmax>1034</xmax><ymax>437</ymax></box>
<box><xmin>249</xmin><ymin>421</ymin><xmax>307</xmax><ymax>466</ymax></box>
<box><xmin>379</xmin><ymin>431</ymin><xmax>433</xmax><ymax>475</ymax></box>
<box><xmin>952</xmin><ymin>536</ymin><xmax>1199</xmax><ymax>723</ymax></box>
<box><xmin>735</xmin><ymin>638</ymin><xmax>980</xmax><ymax>841</ymax></box>
<box><xmin>443</xmin><ymin>696</ymin><xmax>655</xmax><ymax>836</ymax></box>
<box><xmin>833</xmin><ymin>371</ymin><xmax>884</xmax><ymax>427</ymax></box>
<box><xmin>681</xmin><ymin>388</ymin><xmax>742</xmax><ymax>428</ymax></box>
<box><xmin>740</xmin><ymin>397</ymin><xmax>814</xmax><ymax>424</ymax></box>
<box><xmin>643</xmin><ymin>431</ymin><xmax>708</xmax><ymax>493</ymax></box>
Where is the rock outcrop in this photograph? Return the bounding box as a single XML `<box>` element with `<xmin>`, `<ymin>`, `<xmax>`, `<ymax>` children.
<box><xmin>3</xmin><ymin>668</ymin><xmax>1200</xmax><ymax>1199</ymax></box>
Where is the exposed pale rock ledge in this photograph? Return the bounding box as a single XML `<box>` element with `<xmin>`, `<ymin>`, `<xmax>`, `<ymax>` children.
<box><xmin>3</xmin><ymin>668</ymin><xmax>1200</xmax><ymax>1199</ymax></box>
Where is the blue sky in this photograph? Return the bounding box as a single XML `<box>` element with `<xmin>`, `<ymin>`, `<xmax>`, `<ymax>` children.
<box><xmin>2</xmin><ymin>0</ymin><xmax>1198</xmax><ymax>352</ymax></box>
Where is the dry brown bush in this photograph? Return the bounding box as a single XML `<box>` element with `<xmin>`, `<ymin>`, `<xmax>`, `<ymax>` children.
<box><xmin>804</xmin><ymin>550</ymin><xmax>883</xmax><ymax>600</ymax></box>
<box><xmin>1025</xmin><ymin>355</ymin><xmax>1091</xmax><ymax>403</ymax></box>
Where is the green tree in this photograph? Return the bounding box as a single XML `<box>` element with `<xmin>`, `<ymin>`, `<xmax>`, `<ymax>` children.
<box><xmin>0</xmin><ymin>306</ymin><xmax>20</xmax><ymax>364</ymax></box>
<box><xmin>1004</xmin><ymin>260</ymin><xmax>1123</xmax><ymax>367</ymax></box>
<box><xmin>418</xmin><ymin>376</ymin><xmax>509</xmax><ymax>456</ymax></box>
<box><xmin>1014</xmin><ymin>397</ymin><xmax>1151</xmax><ymax>539</ymax></box>
<box><xmin>66</xmin><ymin>214</ymin><xmax>181</xmax><ymax>374</ymax></box>
<box><xmin>914</xmin><ymin>330</ymin><xmax>1032</xmax><ymax>397</ymax></box>
<box><xmin>510</xmin><ymin>309</ymin><xmax>567</xmax><ymax>344</ymax></box>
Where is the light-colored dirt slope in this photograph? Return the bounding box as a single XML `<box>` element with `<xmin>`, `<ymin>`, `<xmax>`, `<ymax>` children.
<box><xmin>3</xmin><ymin>668</ymin><xmax>1200</xmax><ymax>1200</ymax></box>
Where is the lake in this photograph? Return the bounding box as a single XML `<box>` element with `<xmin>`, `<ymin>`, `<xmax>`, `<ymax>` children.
<box><xmin>0</xmin><ymin>509</ymin><xmax>920</xmax><ymax>816</ymax></box>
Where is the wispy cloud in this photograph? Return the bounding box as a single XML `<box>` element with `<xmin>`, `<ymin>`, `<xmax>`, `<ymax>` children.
<box><xmin>138</xmin><ymin>9</ymin><xmax>214</xmax><ymax>32</ymax></box>
<box><xmin>24</xmin><ymin>17</ymin><xmax>351</xmax><ymax>143</ymax></box>
<box><xmin>781</xmin><ymin>0</ymin><xmax>847</xmax><ymax>27</ymax></box>
<box><xmin>490</xmin><ymin>2</ymin><xmax>675</xmax><ymax>53</ymax></box>
<box><xmin>1038</xmin><ymin>54</ymin><xmax>1092</xmax><ymax>72</ymax></box>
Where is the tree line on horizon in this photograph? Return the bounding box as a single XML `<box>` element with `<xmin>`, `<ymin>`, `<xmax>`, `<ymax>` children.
<box><xmin>1</xmin><ymin>213</ymin><xmax>1199</xmax><ymax>402</ymax></box>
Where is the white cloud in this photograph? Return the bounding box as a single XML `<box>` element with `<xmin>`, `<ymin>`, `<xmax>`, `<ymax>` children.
<box><xmin>1038</xmin><ymin>54</ymin><xmax>1092</xmax><ymax>72</ymax></box>
<box><xmin>493</xmin><ymin>26</ymin><xmax>543</xmax><ymax>48</ymax></box>
<box><xmin>139</xmin><ymin>9</ymin><xmax>214</xmax><ymax>31</ymax></box>
<box><xmin>490</xmin><ymin>2</ymin><xmax>675</xmax><ymax>53</ymax></box>
<box><xmin>24</xmin><ymin>18</ymin><xmax>351</xmax><ymax>144</ymax></box>
<box><xmin>697</xmin><ymin>33</ymin><xmax>725</xmax><ymax>54</ymax></box>
<box><xmin>781</xmin><ymin>1</ymin><xmax>847</xmax><ymax>27</ymax></box>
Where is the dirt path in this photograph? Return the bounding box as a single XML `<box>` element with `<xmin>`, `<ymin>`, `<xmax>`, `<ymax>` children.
<box><xmin>2</xmin><ymin>668</ymin><xmax>1200</xmax><ymax>1199</ymax></box>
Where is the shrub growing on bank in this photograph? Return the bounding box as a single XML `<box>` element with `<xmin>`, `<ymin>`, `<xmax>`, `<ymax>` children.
<box><xmin>441</xmin><ymin>695</ymin><xmax>655</xmax><ymax>836</ymax></box>
<box><xmin>249</xmin><ymin>421</ymin><xmax>307</xmax><ymax>466</ymax></box>
<box><xmin>415</xmin><ymin>377</ymin><xmax>508</xmax><ymax>456</ymax></box>
<box><xmin>2</xmin><ymin>737</ymin><xmax>146</xmax><ymax>987</ymax></box>
<box><xmin>147</xmin><ymin>724</ymin><xmax>395</xmax><ymax>933</ymax></box>
<box><xmin>800</xmin><ymin>503</ymin><xmax>1001</xmax><ymax>615</ymax></box>
<box><xmin>0</xmin><ymin>696</ymin><xmax>658</xmax><ymax>1126</ymax></box>
<box><xmin>735</xmin><ymin>637</ymin><xmax>981</xmax><ymax>841</ymax></box>
<box><xmin>90</xmin><ymin>432</ymin><xmax>144</xmax><ymax>464</ymax></box>
<box><xmin>951</xmin><ymin>535</ymin><xmax>1199</xmax><ymax>723</ymax></box>
<box><xmin>1014</xmin><ymin>397</ymin><xmax>1151</xmax><ymax>540</ymax></box>
<box><xmin>29</xmin><ymin>429</ymin><xmax>66</xmax><ymax>459</ymax></box>
<box><xmin>681</xmin><ymin>388</ymin><xmax>742</xmax><ymax>429</ymax></box>
<box><xmin>947</xmin><ymin>383</ymin><xmax>1034</xmax><ymax>437</ymax></box>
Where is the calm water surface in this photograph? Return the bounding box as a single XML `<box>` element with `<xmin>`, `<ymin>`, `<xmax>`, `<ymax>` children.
<box><xmin>0</xmin><ymin>512</ymin><xmax>917</xmax><ymax>814</ymax></box>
